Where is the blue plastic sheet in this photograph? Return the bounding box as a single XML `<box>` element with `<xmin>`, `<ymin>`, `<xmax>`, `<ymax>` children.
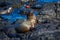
<box><xmin>1</xmin><ymin>9</ymin><xmax>27</xmax><ymax>23</ymax></box>
<box><xmin>37</xmin><ymin>0</ymin><xmax>60</xmax><ymax>2</ymax></box>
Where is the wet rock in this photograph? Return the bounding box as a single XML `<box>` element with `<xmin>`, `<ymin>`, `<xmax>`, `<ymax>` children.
<box><xmin>3</xmin><ymin>28</ymin><xmax>17</xmax><ymax>38</ymax></box>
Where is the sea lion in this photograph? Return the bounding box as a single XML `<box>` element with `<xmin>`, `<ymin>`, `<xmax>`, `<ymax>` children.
<box><xmin>15</xmin><ymin>12</ymin><xmax>37</xmax><ymax>33</ymax></box>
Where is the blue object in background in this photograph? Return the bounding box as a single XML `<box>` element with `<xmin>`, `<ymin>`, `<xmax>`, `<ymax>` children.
<box><xmin>1</xmin><ymin>8</ymin><xmax>27</xmax><ymax>23</ymax></box>
<box><xmin>37</xmin><ymin>0</ymin><xmax>60</xmax><ymax>3</ymax></box>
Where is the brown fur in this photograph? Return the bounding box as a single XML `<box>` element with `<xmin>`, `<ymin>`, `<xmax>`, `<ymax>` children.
<box><xmin>16</xmin><ymin>27</ymin><xmax>30</xmax><ymax>33</ymax></box>
<box><xmin>16</xmin><ymin>12</ymin><xmax>37</xmax><ymax>33</ymax></box>
<box><xmin>23</xmin><ymin>13</ymin><xmax>37</xmax><ymax>32</ymax></box>
<box><xmin>28</xmin><ymin>13</ymin><xmax>37</xmax><ymax>26</ymax></box>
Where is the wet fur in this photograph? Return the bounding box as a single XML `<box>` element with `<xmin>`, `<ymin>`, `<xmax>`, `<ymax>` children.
<box><xmin>16</xmin><ymin>13</ymin><xmax>38</xmax><ymax>33</ymax></box>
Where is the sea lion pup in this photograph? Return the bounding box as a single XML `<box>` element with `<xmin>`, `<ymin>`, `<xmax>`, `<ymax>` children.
<box><xmin>15</xmin><ymin>12</ymin><xmax>37</xmax><ymax>33</ymax></box>
<box><xmin>0</xmin><ymin>7</ymin><xmax>12</xmax><ymax>14</ymax></box>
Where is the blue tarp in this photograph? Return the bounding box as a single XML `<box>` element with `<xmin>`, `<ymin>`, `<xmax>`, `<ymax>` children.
<box><xmin>1</xmin><ymin>9</ymin><xmax>27</xmax><ymax>23</ymax></box>
<box><xmin>37</xmin><ymin>0</ymin><xmax>60</xmax><ymax>2</ymax></box>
